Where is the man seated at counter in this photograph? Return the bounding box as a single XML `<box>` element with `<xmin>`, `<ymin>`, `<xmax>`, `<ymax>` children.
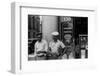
<box><xmin>34</xmin><ymin>33</ymin><xmax>48</xmax><ymax>60</ymax></box>
<box><xmin>48</xmin><ymin>32</ymin><xmax>66</xmax><ymax>59</ymax></box>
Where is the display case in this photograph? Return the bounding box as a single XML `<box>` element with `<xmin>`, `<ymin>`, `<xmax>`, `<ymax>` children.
<box><xmin>79</xmin><ymin>34</ymin><xmax>88</xmax><ymax>58</ymax></box>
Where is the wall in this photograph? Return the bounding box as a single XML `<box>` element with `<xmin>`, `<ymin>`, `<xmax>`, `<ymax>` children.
<box><xmin>42</xmin><ymin>16</ymin><xmax>57</xmax><ymax>42</ymax></box>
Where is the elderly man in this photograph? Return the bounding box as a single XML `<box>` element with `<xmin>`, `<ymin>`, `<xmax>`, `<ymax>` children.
<box><xmin>34</xmin><ymin>33</ymin><xmax>48</xmax><ymax>60</ymax></box>
<box><xmin>64</xmin><ymin>34</ymin><xmax>75</xmax><ymax>59</ymax></box>
<box><xmin>48</xmin><ymin>32</ymin><xmax>65</xmax><ymax>59</ymax></box>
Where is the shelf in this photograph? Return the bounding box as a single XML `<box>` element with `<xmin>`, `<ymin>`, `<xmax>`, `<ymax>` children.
<box><xmin>63</xmin><ymin>31</ymin><xmax>72</xmax><ymax>33</ymax></box>
<box><xmin>28</xmin><ymin>38</ymin><xmax>38</xmax><ymax>40</ymax></box>
<box><xmin>63</xmin><ymin>28</ymin><xmax>73</xmax><ymax>30</ymax></box>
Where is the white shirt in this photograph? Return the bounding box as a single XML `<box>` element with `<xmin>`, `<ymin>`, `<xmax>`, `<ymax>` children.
<box><xmin>34</xmin><ymin>39</ymin><xmax>48</xmax><ymax>54</ymax></box>
<box><xmin>49</xmin><ymin>40</ymin><xmax>65</xmax><ymax>53</ymax></box>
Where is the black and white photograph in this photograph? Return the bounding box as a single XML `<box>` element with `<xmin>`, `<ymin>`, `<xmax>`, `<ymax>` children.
<box><xmin>28</xmin><ymin>15</ymin><xmax>88</xmax><ymax>61</ymax></box>
<box><xmin>10</xmin><ymin>1</ymin><xmax>98</xmax><ymax>74</ymax></box>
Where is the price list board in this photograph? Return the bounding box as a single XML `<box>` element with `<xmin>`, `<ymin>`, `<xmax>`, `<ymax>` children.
<box><xmin>58</xmin><ymin>16</ymin><xmax>73</xmax><ymax>42</ymax></box>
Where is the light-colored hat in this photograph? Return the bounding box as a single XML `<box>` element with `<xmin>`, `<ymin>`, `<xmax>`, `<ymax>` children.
<box><xmin>51</xmin><ymin>32</ymin><xmax>59</xmax><ymax>36</ymax></box>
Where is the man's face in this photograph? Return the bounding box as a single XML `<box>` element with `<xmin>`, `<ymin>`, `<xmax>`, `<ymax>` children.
<box><xmin>66</xmin><ymin>39</ymin><xmax>71</xmax><ymax>43</ymax></box>
<box><xmin>53</xmin><ymin>36</ymin><xmax>58</xmax><ymax>42</ymax></box>
<box><xmin>38</xmin><ymin>35</ymin><xmax>42</xmax><ymax>42</ymax></box>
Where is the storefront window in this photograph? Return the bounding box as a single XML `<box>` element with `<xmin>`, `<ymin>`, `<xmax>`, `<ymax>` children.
<box><xmin>28</xmin><ymin>15</ymin><xmax>42</xmax><ymax>54</ymax></box>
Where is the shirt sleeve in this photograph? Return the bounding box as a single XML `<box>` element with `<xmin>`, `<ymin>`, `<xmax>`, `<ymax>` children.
<box><xmin>49</xmin><ymin>42</ymin><xmax>52</xmax><ymax>48</ymax></box>
<box><xmin>60</xmin><ymin>41</ymin><xmax>65</xmax><ymax>48</ymax></box>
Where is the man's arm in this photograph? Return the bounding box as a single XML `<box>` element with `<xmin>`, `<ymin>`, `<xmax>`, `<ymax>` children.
<box><xmin>58</xmin><ymin>41</ymin><xmax>66</xmax><ymax>57</ymax></box>
<box><xmin>58</xmin><ymin>46</ymin><xmax>66</xmax><ymax>57</ymax></box>
<box><xmin>48</xmin><ymin>42</ymin><xmax>52</xmax><ymax>52</ymax></box>
<box><xmin>44</xmin><ymin>40</ymin><xmax>48</xmax><ymax>52</ymax></box>
<box><xmin>60</xmin><ymin>41</ymin><xmax>65</xmax><ymax>48</ymax></box>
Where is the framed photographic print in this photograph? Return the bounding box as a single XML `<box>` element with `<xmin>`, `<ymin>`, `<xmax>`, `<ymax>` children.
<box><xmin>11</xmin><ymin>2</ymin><xmax>96</xmax><ymax>74</ymax></box>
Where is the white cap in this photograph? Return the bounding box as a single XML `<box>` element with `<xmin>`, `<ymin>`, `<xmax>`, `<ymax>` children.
<box><xmin>51</xmin><ymin>32</ymin><xmax>59</xmax><ymax>36</ymax></box>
